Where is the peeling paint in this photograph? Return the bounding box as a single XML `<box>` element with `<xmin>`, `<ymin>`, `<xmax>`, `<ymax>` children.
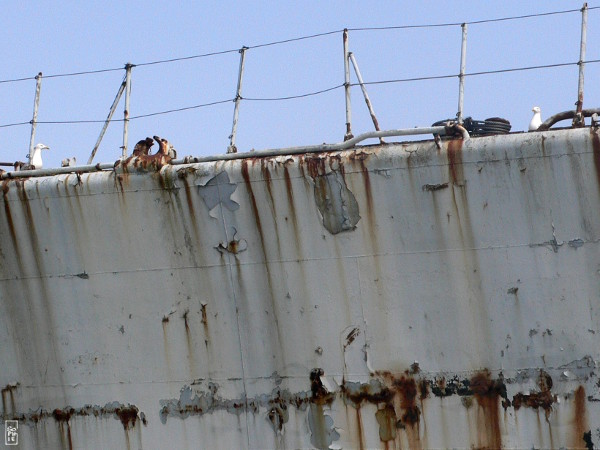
<box><xmin>311</xmin><ymin>170</ymin><xmax>360</xmax><ymax>234</ymax></box>
<box><xmin>512</xmin><ymin>370</ymin><xmax>555</xmax><ymax>417</ymax></box>
<box><xmin>159</xmin><ymin>383</ymin><xmax>315</xmax><ymax>424</ymax></box>
<box><xmin>568</xmin><ymin>238</ymin><xmax>585</xmax><ymax>249</ymax></box>
<box><xmin>197</xmin><ymin>171</ymin><xmax>239</xmax><ymax>212</ymax></box>
<box><xmin>308</xmin><ymin>404</ymin><xmax>340</xmax><ymax>450</ymax></box>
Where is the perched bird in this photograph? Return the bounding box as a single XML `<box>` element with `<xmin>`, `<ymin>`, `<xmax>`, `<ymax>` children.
<box><xmin>28</xmin><ymin>143</ymin><xmax>50</xmax><ymax>168</ymax></box>
<box><xmin>132</xmin><ymin>137</ymin><xmax>154</xmax><ymax>156</ymax></box>
<box><xmin>153</xmin><ymin>136</ymin><xmax>176</xmax><ymax>159</ymax></box>
<box><xmin>14</xmin><ymin>143</ymin><xmax>49</xmax><ymax>170</ymax></box>
<box><xmin>529</xmin><ymin>106</ymin><xmax>542</xmax><ymax>131</ymax></box>
<box><xmin>153</xmin><ymin>135</ymin><xmax>172</xmax><ymax>156</ymax></box>
<box><xmin>61</xmin><ymin>157</ymin><xmax>77</xmax><ymax>167</ymax></box>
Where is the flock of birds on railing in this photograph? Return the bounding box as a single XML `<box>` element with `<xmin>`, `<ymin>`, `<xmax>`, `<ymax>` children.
<box><xmin>7</xmin><ymin>135</ymin><xmax>176</xmax><ymax>173</ymax></box>
<box><xmin>5</xmin><ymin>107</ymin><xmax>544</xmax><ymax>173</ymax></box>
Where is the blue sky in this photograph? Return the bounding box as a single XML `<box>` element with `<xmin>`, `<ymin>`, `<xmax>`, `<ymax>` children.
<box><xmin>2</xmin><ymin>2</ymin><xmax>599</xmax><ymax>169</ymax></box>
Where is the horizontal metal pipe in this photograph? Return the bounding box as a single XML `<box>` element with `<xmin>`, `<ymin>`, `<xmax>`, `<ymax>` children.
<box><xmin>537</xmin><ymin>108</ymin><xmax>600</xmax><ymax>131</ymax></box>
<box><xmin>0</xmin><ymin>126</ymin><xmax>455</xmax><ymax>180</ymax></box>
<box><xmin>172</xmin><ymin>126</ymin><xmax>452</xmax><ymax>163</ymax></box>
<box><xmin>1</xmin><ymin>163</ymin><xmax>114</xmax><ymax>180</ymax></box>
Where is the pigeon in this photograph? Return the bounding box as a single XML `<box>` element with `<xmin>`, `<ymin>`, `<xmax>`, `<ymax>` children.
<box><xmin>61</xmin><ymin>157</ymin><xmax>77</xmax><ymax>167</ymax></box>
<box><xmin>154</xmin><ymin>135</ymin><xmax>173</xmax><ymax>156</ymax></box>
<box><xmin>153</xmin><ymin>136</ymin><xmax>176</xmax><ymax>158</ymax></box>
<box><xmin>132</xmin><ymin>137</ymin><xmax>154</xmax><ymax>156</ymax></box>
<box><xmin>529</xmin><ymin>106</ymin><xmax>542</xmax><ymax>131</ymax></box>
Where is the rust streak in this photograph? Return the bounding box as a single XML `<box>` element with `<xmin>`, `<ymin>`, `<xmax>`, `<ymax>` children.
<box><xmin>470</xmin><ymin>370</ymin><xmax>503</xmax><ymax>450</ymax></box>
<box><xmin>1</xmin><ymin>385</ymin><xmax>17</xmax><ymax>416</ymax></box>
<box><xmin>241</xmin><ymin>160</ymin><xmax>265</xmax><ymax>254</ymax></box>
<box><xmin>447</xmin><ymin>139</ymin><xmax>465</xmax><ymax>185</ymax></box>
<box><xmin>591</xmin><ymin>130</ymin><xmax>600</xmax><ymax>195</ymax></box>
<box><xmin>115</xmin><ymin>405</ymin><xmax>140</xmax><ymax>430</ymax></box>
<box><xmin>512</xmin><ymin>370</ymin><xmax>555</xmax><ymax>418</ymax></box>
<box><xmin>573</xmin><ymin>386</ymin><xmax>589</xmax><ymax>450</ymax></box>
<box><xmin>394</xmin><ymin>376</ymin><xmax>420</xmax><ymax>427</ymax></box>
<box><xmin>201</xmin><ymin>303</ymin><xmax>209</xmax><ymax>348</ymax></box>
<box><xmin>310</xmin><ymin>369</ymin><xmax>334</xmax><ymax>405</ymax></box>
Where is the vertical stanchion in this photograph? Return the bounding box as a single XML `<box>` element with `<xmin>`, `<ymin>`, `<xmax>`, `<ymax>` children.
<box><xmin>122</xmin><ymin>63</ymin><xmax>133</xmax><ymax>158</ymax></box>
<box><xmin>343</xmin><ymin>29</ymin><xmax>353</xmax><ymax>140</ymax></box>
<box><xmin>228</xmin><ymin>46</ymin><xmax>248</xmax><ymax>154</ymax></box>
<box><xmin>28</xmin><ymin>72</ymin><xmax>43</xmax><ymax>163</ymax></box>
<box><xmin>457</xmin><ymin>24</ymin><xmax>467</xmax><ymax>124</ymax></box>
<box><xmin>574</xmin><ymin>3</ymin><xmax>588</xmax><ymax>127</ymax></box>
<box><xmin>348</xmin><ymin>52</ymin><xmax>384</xmax><ymax>144</ymax></box>
<box><xmin>88</xmin><ymin>80</ymin><xmax>127</xmax><ymax>164</ymax></box>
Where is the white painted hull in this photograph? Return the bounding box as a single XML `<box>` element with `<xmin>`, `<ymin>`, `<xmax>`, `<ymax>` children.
<box><xmin>1</xmin><ymin>127</ymin><xmax>599</xmax><ymax>449</ymax></box>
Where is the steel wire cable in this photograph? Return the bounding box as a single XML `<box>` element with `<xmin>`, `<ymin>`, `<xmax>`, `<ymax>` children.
<box><xmin>2</xmin><ymin>58</ymin><xmax>600</xmax><ymax>128</ymax></box>
<box><xmin>0</xmin><ymin>5</ymin><xmax>597</xmax><ymax>85</ymax></box>
<box><xmin>1</xmin><ymin>5</ymin><xmax>599</xmax><ymax>128</ymax></box>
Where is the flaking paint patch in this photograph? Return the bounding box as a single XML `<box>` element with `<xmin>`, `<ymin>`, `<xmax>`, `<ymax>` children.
<box><xmin>375</xmin><ymin>405</ymin><xmax>397</xmax><ymax>442</ymax></box>
<box><xmin>308</xmin><ymin>404</ymin><xmax>340</xmax><ymax>450</ymax></box>
<box><xmin>267</xmin><ymin>403</ymin><xmax>289</xmax><ymax>433</ymax></box>
<box><xmin>159</xmin><ymin>384</ymin><xmax>313</xmax><ymax>424</ymax></box>
<box><xmin>311</xmin><ymin>171</ymin><xmax>360</xmax><ymax>234</ymax></box>
<box><xmin>197</xmin><ymin>171</ymin><xmax>239</xmax><ymax>213</ymax></box>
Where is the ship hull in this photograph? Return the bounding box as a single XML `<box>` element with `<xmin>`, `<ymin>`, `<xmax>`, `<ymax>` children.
<box><xmin>1</xmin><ymin>128</ymin><xmax>600</xmax><ymax>449</ymax></box>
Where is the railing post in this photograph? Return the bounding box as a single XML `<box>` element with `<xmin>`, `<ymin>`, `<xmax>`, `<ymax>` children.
<box><xmin>122</xmin><ymin>63</ymin><xmax>133</xmax><ymax>158</ymax></box>
<box><xmin>88</xmin><ymin>79</ymin><xmax>127</xmax><ymax>164</ymax></box>
<box><xmin>457</xmin><ymin>23</ymin><xmax>467</xmax><ymax>124</ymax></box>
<box><xmin>348</xmin><ymin>52</ymin><xmax>384</xmax><ymax>144</ymax></box>
<box><xmin>343</xmin><ymin>29</ymin><xmax>353</xmax><ymax>140</ymax></box>
<box><xmin>228</xmin><ymin>46</ymin><xmax>248</xmax><ymax>154</ymax></box>
<box><xmin>574</xmin><ymin>2</ymin><xmax>588</xmax><ymax>127</ymax></box>
<box><xmin>28</xmin><ymin>72</ymin><xmax>43</xmax><ymax>163</ymax></box>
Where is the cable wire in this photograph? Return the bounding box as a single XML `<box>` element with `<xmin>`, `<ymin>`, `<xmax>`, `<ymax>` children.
<box><xmin>348</xmin><ymin>6</ymin><xmax>600</xmax><ymax>31</ymax></box>
<box><xmin>246</xmin><ymin>30</ymin><xmax>342</xmax><ymax>50</ymax></box>
<box><xmin>0</xmin><ymin>121</ymin><xmax>31</xmax><ymax>129</ymax></box>
<box><xmin>0</xmin><ymin>99</ymin><xmax>235</xmax><ymax>127</ymax></box>
<box><xmin>3</xmin><ymin>58</ymin><xmax>600</xmax><ymax>128</ymax></box>
<box><xmin>128</xmin><ymin>99</ymin><xmax>234</xmax><ymax>119</ymax></box>
<box><xmin>0</xmin><ymin>5</ymin><xmax>597</xmax><ymax>85</ymax></box>
<box><xmin>243</xmin><ymin>84</ymin><xmax>344</xmax><ymax>101</ymax></box>
<box><xmin>134</xmin><ymin>49</ymin><xmax>240</xmax><ymax>68</ymax></box>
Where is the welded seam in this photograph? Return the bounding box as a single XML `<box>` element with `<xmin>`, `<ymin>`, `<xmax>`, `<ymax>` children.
<box><xmin>10</xmin><ymin>359</ymin><xmax>597</xmax><ymax>389</ymax></box>
<box><xmin>2</xmin><ymin>237</ymin><xmax>599</xmax><ymax>283</ymax></box>
<box><xmin>354</xmin><ymin>257</ymin><xmax>371</xmax><ymax>374</ymax></box>
<box><xmin>213</xmin><ymin>165</ymin><xmax>252</xmax><ymax>449</ymax></box>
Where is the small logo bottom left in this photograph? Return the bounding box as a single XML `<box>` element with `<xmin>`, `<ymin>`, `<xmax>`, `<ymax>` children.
<box><xmin>5</xmin><ymin>420</ymin><xmax>18</xmax><ymax>446</ymax></box>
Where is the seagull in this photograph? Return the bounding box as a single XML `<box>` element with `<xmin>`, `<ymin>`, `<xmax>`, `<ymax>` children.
<box><xmin>529</xmin><ymin>106</ymin><xmax>542</xmax><ymax>131</ymax></box>
<box><xmin>28</xmin><ymin>143</ymin><xmax>50</xmax><ymax>168</ymax></box>
<box><xmin>14</xmin><ymin>143</ymin><xmax>49</xmax><ymax>170</ymax></box>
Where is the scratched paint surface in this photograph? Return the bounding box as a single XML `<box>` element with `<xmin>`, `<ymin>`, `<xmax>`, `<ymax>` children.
<box><xmin>1</xmin><ymin>127</ymin><xmax>600</xmax><ymax>449</ymax></box>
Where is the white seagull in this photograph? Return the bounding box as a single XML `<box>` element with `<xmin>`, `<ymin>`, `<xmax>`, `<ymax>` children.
<box><xmin>529</xmin><ymin>106</ymin><xmax>542</xmax><ymax>131</ymax></box>
<box><xmin>28</xmin><ymin>143</ymin><xmax>50</xmax><ymax>169</ymax></box>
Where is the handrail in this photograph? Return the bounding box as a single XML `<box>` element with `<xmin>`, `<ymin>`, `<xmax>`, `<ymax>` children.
<box><xmin>537</xmin><ymin>108</ymin><xmax>600</xmax><ymax>131</ymax></box>
<box><xmin>0</xmin><ymin>125</ymin><xmax>460</xmax><ymax>180</ymax></box>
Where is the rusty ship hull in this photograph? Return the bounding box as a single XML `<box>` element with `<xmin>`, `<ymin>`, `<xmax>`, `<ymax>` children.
<box><xmin>1</xmin><ymin>126</ymin><xmax>600</xmax><ymax>449</ymax></box>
